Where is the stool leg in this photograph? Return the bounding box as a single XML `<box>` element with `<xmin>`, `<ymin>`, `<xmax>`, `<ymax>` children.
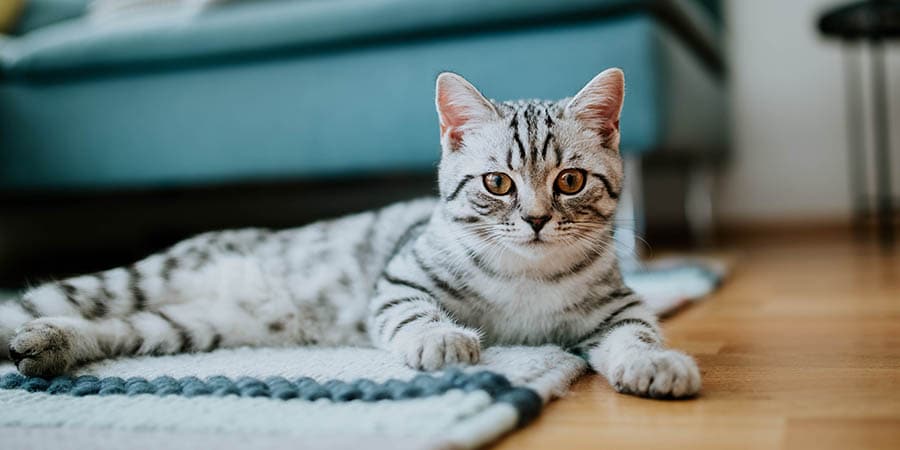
<box><xmin>843</xmin><ymin>45</ymin><xmax>868</xmax><ymax>239</ymax></box>
<box><xmin>870</xmin><ymin>39</ymin><xmax>894</xmax><ymax>251</ymax></box>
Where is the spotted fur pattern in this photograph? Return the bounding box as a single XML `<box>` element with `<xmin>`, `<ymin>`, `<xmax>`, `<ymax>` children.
<box><xmin>1</xmin><ymin>69</ymin><xmax>700</xmax><ymax>398</ymax></box>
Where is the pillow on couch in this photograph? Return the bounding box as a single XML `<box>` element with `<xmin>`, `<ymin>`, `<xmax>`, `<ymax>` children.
<box><xmin>15</xmin><ymin>0</ymin><xmax>89</xmax><ymax>34</ymax></box>
<box><xmin>0</xmin><ymin>0</ymin><xmax>26</xmax><ymax>33</ymax></box>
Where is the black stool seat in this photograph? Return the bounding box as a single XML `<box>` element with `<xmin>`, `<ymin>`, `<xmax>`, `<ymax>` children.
<box><xmin>818</xmin><ymin>1</ymin><xmax>900</xmax><ymax>39</ymax></box>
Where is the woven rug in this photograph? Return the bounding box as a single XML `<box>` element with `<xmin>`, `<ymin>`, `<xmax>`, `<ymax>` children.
<box><xmin>625</xmin><ymin>256</ymin><xmax>726</xmax><ymax>318</ymax></box>
<box><xmin>0</xmin><ymin>346</ymin><xmax>587</xmax><ymax>449</ymax></box>
<box><xmin>0</xmin><ymin>259</ymin><xmax>724</xmax><ymax>449</ymax></box>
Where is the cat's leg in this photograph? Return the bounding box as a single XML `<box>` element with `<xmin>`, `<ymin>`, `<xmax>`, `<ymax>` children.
<box><xmin>0</xmin><ymin>298</ymin><xmax>35</xmax><ymax>360</ymax></box>
<box><xmin>8</xmin><ymin>316</ymin><xmax>136</xmax><ymax>377</ymax></box>
<box><xmin>572</xmin><ymin>292</ymin><xmax>701</xmax><ymax>399</ymax></box>
<box><xmin>369</xmin><ymin>270</ymin><xmax>481</xmax><ymax>371</ymax></box>
<box><xmin>8</xmin><ymin>298</ymin><xmax>306</xmax><ymax>377</ymax></box>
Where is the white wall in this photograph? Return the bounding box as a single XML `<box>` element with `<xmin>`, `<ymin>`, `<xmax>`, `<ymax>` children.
<box><xmin>718</xmin><ymin>0</ymin><xmax>900</xmax><ymax>224</ymax></box>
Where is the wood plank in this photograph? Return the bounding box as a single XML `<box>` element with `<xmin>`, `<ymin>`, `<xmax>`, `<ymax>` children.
<box><xmin>494</xmin><ymin>234</ymin><xmax>900</xmax><ymax>449</ymax></box>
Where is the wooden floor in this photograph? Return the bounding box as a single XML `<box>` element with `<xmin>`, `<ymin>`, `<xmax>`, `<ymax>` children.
<box><xmin>495</xmin><ymin>232</ymin><xmax>900</xmax><ymax>450</ymax></box>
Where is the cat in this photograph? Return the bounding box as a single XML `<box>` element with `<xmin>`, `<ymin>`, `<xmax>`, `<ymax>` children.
<box><xmin>0</xmin><ymin>69</ymin><xmax>701</xmax><ymax>398</ymax></box>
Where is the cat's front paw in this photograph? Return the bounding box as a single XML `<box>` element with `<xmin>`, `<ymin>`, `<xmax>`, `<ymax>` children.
<box><xmin>8</xmin><ymin>320</ymin><xmax>77</xmax><ymax>377</ymax></box>
<box><xmin>395</xmin><ymin>326</ymin><xmax>481</xmax><ymax>371</ymax></box>
<box><xmin>607</xmin><ymin>349</ymin><xmax>701</xmax><ymax>399</ymax></box>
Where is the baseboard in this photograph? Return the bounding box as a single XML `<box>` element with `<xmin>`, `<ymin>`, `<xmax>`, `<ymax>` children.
<box><xmin>716</xmin><ymin>214</ymin><xmax>899</xmax><ymax>242</ymax></box>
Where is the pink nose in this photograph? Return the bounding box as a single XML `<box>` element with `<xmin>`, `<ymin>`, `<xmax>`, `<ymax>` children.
<box><xmin>522</xmin><ymin>215</ymin><xmax>551</xmax><ymax>232</ymax></box>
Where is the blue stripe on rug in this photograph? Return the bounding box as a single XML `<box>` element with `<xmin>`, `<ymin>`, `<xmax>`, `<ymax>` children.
<box><xmin>0</xmin><ymin>369</ymin><xmax>543</xmax><ymax>426</ymax></box>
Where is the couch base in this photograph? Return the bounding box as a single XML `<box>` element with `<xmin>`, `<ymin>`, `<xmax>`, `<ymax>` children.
<box><xmin>0</xmin><ymin>173</ymin><xmax>435</xmax><ymax>288</ymax></box>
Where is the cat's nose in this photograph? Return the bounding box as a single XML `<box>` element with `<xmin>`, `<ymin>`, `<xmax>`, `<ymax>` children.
<box><xmin>522</xmin><ymin>215</ymin><xmax>551</xmax><ymax>232</ymax></box>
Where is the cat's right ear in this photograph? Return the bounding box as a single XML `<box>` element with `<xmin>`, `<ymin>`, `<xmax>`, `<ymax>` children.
<box><xmin>435</xmin><ymin>72</ymin><xmax>498</xmax><ymax>151</ymax></box>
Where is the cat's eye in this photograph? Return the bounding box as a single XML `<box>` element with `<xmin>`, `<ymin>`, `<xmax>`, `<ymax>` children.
<box><xmin>554</xmin><ymin>169</ymin><xmax>586</xmax><ymax>195</ymax></box>
<box><xmin>483</xmin><ymin>172</ymin><xmax>514</xmax><ymax>196</ymax></box>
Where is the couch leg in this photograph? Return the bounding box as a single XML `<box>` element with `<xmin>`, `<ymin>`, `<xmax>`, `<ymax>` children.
<box><xmin>615</xmin><ymin>157</ymin><xmax>646</xmax><ymax>271</ymax></box>
<box><xmin>686</xmin><ymin>163</ymin><xmax>715</xmax><ymax>246</ymax></box>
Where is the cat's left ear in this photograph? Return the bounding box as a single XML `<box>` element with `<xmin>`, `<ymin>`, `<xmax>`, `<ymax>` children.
<box><xmin>435</xmin><ymin>72</ymin><xmax>498</xmax><ymax>151</ymax></box>
<box><xmin>565</xmin><ymin>68</ymin><xmax>625</xmax><ymax>144</ymax></box>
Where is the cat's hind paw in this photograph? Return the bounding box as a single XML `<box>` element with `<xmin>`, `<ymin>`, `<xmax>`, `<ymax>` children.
<box><xmin>608</xmin><ymin>349</ymin><xmax>701</xmax><ymax>399</ymax></box>
<box><xmin>8</xmin><ymin>320</ymin><xmax>78</xmax><ymax>378</ymax></box>
<box><xmin>396</xmin><ymin>326</ymin><xmax>481</xmax><ymax>371</ymax></box>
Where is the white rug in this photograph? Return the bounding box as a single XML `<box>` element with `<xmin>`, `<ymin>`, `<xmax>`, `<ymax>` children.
<box><xmin>0</xmin><ymin>345</ymin><xmax>587</xmax><ymax>450</ymax></box>
<box><xmin>625</xmin><ymin>257</ymin><xmax>726</xmax><ymax>317</ymax></box>
<box><xmin>0</xmin><ymin>259</ymin><xmax>724</xmax><ymax>449</ymax></box>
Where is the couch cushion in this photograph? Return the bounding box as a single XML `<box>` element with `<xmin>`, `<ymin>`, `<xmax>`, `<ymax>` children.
<box><xmin>1</xmin><ymin>0</ymin><xmax>723</xmax><ymax>78</ymax></box>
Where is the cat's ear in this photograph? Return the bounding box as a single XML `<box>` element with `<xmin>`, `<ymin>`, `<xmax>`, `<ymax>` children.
<box><xmin>565</xmin><ymin>68</ymin><xmax>625</xmax><ymax>143</ymax></box>
<box><xmin>435</xmin><ymin>72</ymin><xmax>498</xmax><ymax>151</ymax></box>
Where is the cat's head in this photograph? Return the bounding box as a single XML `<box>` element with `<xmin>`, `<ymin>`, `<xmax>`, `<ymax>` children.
<box><xmin>434</xmin><ymin>69</ymin><xmax>624</xmax><ymax>264</ymax></box>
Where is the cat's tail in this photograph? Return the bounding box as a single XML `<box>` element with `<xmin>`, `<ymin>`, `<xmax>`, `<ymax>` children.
<box><xmin>0</xmin><ymin>256</ymin><xmax>176</xmax><ymax>360</ymax></box>
<box><xmin>0</xmin><ymin>293</ymin><xmax>30</xmax><ymax>360</ymax></box>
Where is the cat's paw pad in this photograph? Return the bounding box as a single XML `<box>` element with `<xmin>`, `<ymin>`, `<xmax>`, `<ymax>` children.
<box><xmin>8</xmin><ymin>321</ymin><xmax>76</xmax><ymax>377</ymax></box>
<box><xmin>608</xmin><ymin>349</ymin><xmax>701</xmax><ymax>399</ymax></box>
<box><xmin>397</xmin><ymin>326</ymin><xmax>481</xmax><ymax>371</ymax></box>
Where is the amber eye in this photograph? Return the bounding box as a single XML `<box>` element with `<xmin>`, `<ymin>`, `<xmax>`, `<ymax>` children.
<box><xmin>482</xmin><ymin>172</ymin><xmax>514</xmax><ymax>196</ymax></box>
<box><xmin>555</xmin><ymin>169</ymin><xmax>586</xmax><ymax>195</ymax></box>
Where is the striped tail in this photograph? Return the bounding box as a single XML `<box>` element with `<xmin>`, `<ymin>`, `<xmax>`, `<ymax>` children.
<box><xmin>0</xmin><ymin>254</ymin><xmax>171</xmax><ymax>360</ymax></box>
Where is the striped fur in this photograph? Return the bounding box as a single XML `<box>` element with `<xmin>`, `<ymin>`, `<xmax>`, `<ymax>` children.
<box><xmin>0</xmin><ymin>69</ymin><xmax>699</xmax><ymax>398</ymax></box>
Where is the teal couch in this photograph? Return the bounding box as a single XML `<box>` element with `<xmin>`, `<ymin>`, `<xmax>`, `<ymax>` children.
<box><xmin>0</xmin><ymin>0</ymin><xmax>726</xmax><ymax>286</ymax></box>
<box><xmin>0</xmin><ymin>0</ymin><xmax>725</xmax><ymax>190</ymax></box>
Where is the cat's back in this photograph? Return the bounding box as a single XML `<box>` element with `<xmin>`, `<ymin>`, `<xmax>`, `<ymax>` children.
<box><xmin>273</xmin><ymin>196</ymin><xmax>439</xmax><ymax>284</ymax></box>
<box><xmin>163</xmin><ymin>196</ymin><xmax>438</xmax><ymax>306</ymax></box>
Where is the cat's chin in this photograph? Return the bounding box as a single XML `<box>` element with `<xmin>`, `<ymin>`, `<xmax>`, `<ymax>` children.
<box><xmin>505</xmin><ymin>238</ymin><xmax>566</xmax><ymax>259</ymax></box>
<box><xmin>524</xmin><ymin>237</ymin><xmax>551</xmax><ymax>247</ymax></box>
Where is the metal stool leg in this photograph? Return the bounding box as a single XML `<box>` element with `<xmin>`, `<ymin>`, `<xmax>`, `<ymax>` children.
<box><xmin>843</xmin><ymin>44</ymin><xmax>868</xmax><ymax>239</ymax></box>
<box><xmin>870</xmin><ymin>38</ymin><xmax>894</xmax><ymax>250</ymax></box>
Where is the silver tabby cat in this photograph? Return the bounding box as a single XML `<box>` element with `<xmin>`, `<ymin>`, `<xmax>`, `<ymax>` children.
<box><xmin>0</xmin><ymin>69</ymin><xmax>700</xmax><ymax>398</ymax></box>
